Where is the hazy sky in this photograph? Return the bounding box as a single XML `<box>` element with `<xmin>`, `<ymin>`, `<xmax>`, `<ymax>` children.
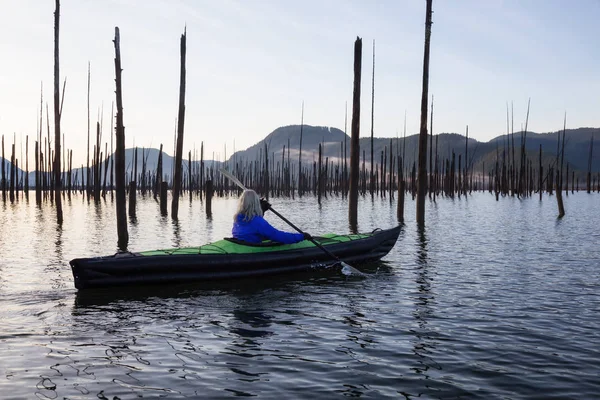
<box><xmin>1</xmin><ymin>0</ymin><xmax>598</xmax><ymax>167</ymax></box>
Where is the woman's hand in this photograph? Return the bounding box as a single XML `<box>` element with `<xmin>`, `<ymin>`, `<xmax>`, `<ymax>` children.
<box><xmin>260</xmin><ymin>198</ymin><xmax>271</xmax><ymax>213</ymax></box>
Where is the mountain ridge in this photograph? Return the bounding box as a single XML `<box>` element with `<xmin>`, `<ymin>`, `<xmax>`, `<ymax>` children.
<box><xmin>1</xmin><ymin>125</ymin><xmax>598</xmax><ymax>185</ymax></box>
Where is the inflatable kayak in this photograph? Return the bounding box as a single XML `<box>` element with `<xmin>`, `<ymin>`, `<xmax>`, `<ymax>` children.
<box><xmin>70</xmin><ymin>225</ymin><xmax>401</xmax><ymax>290</ymax></box>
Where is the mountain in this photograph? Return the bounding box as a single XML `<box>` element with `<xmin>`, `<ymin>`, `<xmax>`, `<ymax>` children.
<box><xmin>229</xmin><ymin>125</ymin><xmax>349</xmax><ymax>166</ymax></box>
<box><xmin>2</xmin><ymin>148</ymin><xmax>222</xmax><ymax>186</ymax></box>
<box><xmin>228</xmin><ymin>125</ymin><xmax>599</xmax><ymax>176</ymax></box>
<box><xmin>1</xmin><ymin>125</ymin><xmax>598</xmax><ymax>186</ymax></box>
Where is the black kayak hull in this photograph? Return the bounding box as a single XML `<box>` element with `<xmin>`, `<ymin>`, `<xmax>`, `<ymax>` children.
<box><xmin>70</xmin><ymin>226</ymin><xmax>401</xmax><ymax>290</ymax></box>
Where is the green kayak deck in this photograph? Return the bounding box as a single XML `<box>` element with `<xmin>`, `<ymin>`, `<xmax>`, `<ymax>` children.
<box><xmin>139</xmin><ymin>233</ymin><xmax>372</xmax><ymax>256</ymax></box>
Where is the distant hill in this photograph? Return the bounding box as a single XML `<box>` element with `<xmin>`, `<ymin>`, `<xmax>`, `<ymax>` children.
<box><xmin>228</xmin><ymin>125</ymin><xmax>599</xmax><ymax>176</ymax></box>
<box><xmin>1</xmin><ymin>148</ymin><xmax>222</xmax><ymax>186</ymax></box>
<box><xmin>1</xmin><ymin>125</ymin><xmax>598</xmax><ymax>186</ymax></box>
<box><xmin>229</xmin><ymin>125</ymin><xmax>349</xmax><ymax>166</ymax></box>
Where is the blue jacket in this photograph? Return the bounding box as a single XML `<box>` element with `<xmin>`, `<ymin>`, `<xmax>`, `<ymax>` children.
<box><xmin>232</xmin><ymin>214</ymin><xmax>304</xmax><ymax>244</ymax></box>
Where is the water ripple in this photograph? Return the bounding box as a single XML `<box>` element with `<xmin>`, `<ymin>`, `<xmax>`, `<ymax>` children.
<box><xmin>0</xmin><ymin>193</ymin><xmax>599</xmax><ymax>398</ymax></box>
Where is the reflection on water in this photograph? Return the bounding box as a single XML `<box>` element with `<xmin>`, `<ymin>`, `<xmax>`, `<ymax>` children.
<box><xmin>410</xmin><ymin>226</ymin><xmax>442</xmax><ymax>378</ymax></box>
<box><xmin>172</xmin><ymin>218</ymin><xmax>182</xmax><ymax>248</ymax></box>
<box><xmin>0</xmin><ymin>192</ymin><xmax>599</xmax><ymax>398</ymax></box>
<box><xmin>230</xmin><ymin>309</ymin><xmax>274</xmax><ymax>340</ymax></box>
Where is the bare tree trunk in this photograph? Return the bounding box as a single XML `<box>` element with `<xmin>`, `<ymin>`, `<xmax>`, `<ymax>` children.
<box><xmin>160</xmin><ymin>181</ymin><xmax>168</xmax><ymax>215</ymax></box>
<box><xmin>518</xmin><ymin>99</ymin><xmax>531</xmax><ymax>197</ymax></box>
<box><xmin>464</xmin><ymin>125</ymin><xmax>468</xmax><ymax>196</ymax></box>
<box><xmin>556</xmin><ymin>114</ymin><xmax>566</xmax><ymax>218</ymax></box>
<box><xmin>171</xmin><ymin>28</ymin><xmax>187</xmax><ymax>219</ymax></box>
<box><xmin>344</xmin><ymin>103</ymin><xmax>348</xmax><ymax>197</ymax></box>
<box><xmin>389</xmin><ymin>138</ymin><xmax>393</xmax><ymax>199</ymax></box>
<box><xmin>539</xmin><ymin>144</ymin><xmax>543</xmax><ymax>201</ymax></box>
<box><xmin>53</xmin><ymin>0</ymin><xmax>63</xmax><ymax>223</ymax></box>
<box><xmin>397</xmin><ymin>156</ymin><xmax>404</xmax><ymax>223</ymax></box>
<box><xmin>68</xmin><ymin>150</ymin><xmax>72</xmax><ymax>196</ymax></box>
<box><xmin>94</xmin><ymin>122</ymin><xmax>101</xmax><ymax>201</ymax></box>
<box><xmin>416</xmin><ymin>0</ymin><xmax>433</xmax><ymax>226</ymax></box>
<box><xmin>199</xmin><ymin>142</ymin><xmax>204</xmax><ymax>200</ymax></box>
<box><xmin>205</xmin><ymin>180</ymin><xmax>213</xmax><ymax>216</ymax></box>
<box><xmin>155</xmin><ymin>143</ymin><xmax>163</xmax><ymax>200</ymax></box>
<box><xmin>298</xmin><ymin>101</ymin><xmax>304</xmax><ymax>197</ymax></box>
<box><xmin>434</xmin><ymin>134</ymin><xmax>438</xmax><ymax>199</ymax></box>
<box><xmin>511</xmin><ymin>102</ymin><xmax>515</xmax><ymax>196</ymax></box>
<box><xmin>86</xmin><ymin>62</ymin><xmax>91</xmax><ymax>196</ymax></box>
<box><xmin>264</xmin><ymin>142</ymin><xmax>269</xmax><ymax>200</ymax></box>
<box><xmin>317</xmin><ymin>143</ymin><xmax>322</xmax><ymax>204</ymax></box>
<box><xmin>36</xmin><ymin>86</ymin><xmax>42</xmax><ymax>203</ymax></box>
<box><xmin>587</xmin><ymin>134</ymin><xmax>594</xmax><ymax>193</ymax></box>
<box><xmin>23</xmin><ymin>136</ymin><xmax>29</xmax><ymax>198</ymax></box>
<box><xmin>113</xmin><ymin>27</ymin><xmax>129</xmax><ymax>250</ymax></box>
<box><xmin>110</xmin><ymin>108</ymin><xmax>114</xmax><ymax>199</ymax></box>
<box><xmin>370</xmin><ymin>40</ymin><xmax>375</xmax><ymax>196</ymax></box>
<box><xmin>348</xmin><ymin>37</ymin><xmax>362</xmax><ymax>230</ymax></box>
<box><xmin>100</xmin><ymin>143</ymin><xmax>107</xmax><ymax>196</ymax></box>
<box><xmin>429</xmin><ymin>96</ymin><xmax>433</xmax><ymax>199</ymax></box>
<box><xmin>188</xmin><ymin>150</ymin><xmax>192</xmax><ymax>201</ymax></box>
<box><xmin>128</xmin><ymin>181</ymin><xmax>137</xmax><ymax>218</ymax></box>
<box><xmin>10</xmin><ymin>143</ymin><xmax>15</xmax><ymax>202</ymax></box>
<box><xmin>1</xmin><ymin>136</ymin><xmax>5</xmax><ymax>202</ymax></box>
<box><xmin>129</xmin><ymin>147</ymin><xmax>138</xmax><ymax>217</ymax></box>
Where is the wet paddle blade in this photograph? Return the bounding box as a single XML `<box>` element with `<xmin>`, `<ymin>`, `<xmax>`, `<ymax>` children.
<box><xmin>340</xmin><ymin>262</ymin><xmax>365</xmax><ymax>276</ymax></box>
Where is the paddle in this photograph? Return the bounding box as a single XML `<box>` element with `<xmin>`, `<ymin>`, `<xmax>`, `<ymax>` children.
<box><xmin>220</xmin><ymin>168</ymin><xmax>363</xmax><ymax>275</ymax></box>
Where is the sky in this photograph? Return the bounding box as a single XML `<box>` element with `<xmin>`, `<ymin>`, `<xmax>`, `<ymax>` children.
<box><xmin>0</xmin><ymin>0</ymin><xmax>599</xmax><ymax>167</ymax></box>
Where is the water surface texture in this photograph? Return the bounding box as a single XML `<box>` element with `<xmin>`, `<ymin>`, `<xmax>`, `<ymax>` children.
<box><xmin>0</xmin><ymin>193</ymin><xmax>598</xmax><ymax>399</ymax></box>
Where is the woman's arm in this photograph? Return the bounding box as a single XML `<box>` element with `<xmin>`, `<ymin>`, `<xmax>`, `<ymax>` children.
<box><xmin>253</xmin><ymin>216</ymin><xmax>304</xmax><ymax>244</ymax></box>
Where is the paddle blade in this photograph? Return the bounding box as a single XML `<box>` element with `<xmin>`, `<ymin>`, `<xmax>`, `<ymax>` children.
<box><xmin>340</xmin><ymin>262</ymin><xmax>365</xmax><ymax>276</ymax></box>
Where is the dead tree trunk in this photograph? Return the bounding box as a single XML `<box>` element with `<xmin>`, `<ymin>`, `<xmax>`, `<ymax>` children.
<box><xmin>416</xmin><ymin>0</ymin><xmax>433</xmax><ymax>226</ymax></box>
<box><xmin>205</xmin><ymin>179</ymin><xmax>213</xmax><ymax>216</ymax></box>
<box><xmin>25</xmin><ymin>136</ymin><xmax>29</xmax><ymax>196</ymax></box>
<box><xmin>94</xmin><ymin>122</ymin><xmax>101</xmax><ymax>201</ymax></box>
<box><xmin>53</xmin><ymin>0</ymin><xmax>63</xmax><ymax>223</ymax></box>
<box><xmin>429</xmin><ymin>97</ymin><xmax>434</xmax><ymax>199</ymax></box>
<box><xmin>102</xmin><ymin>143</ymin><xmax>109</xmax><ymax>197</ymax></box>
<box><xmin>160</xmin><ymin>181</ymin><xmax>168</xmax><ymax>215</ymax></box>
<box><xmin>188</xmin><ymin>150</ymin><xmax>193</xmax><ymax>201</ymax></box>
<box><xmin>348</xmin><ymin>37</ymin><xmax>362</xmax><ymax>230</ymax></box>
<box><xmin>587</xmin><ymin>134</ymin><xmax>594</xmax><ymax>193</ymax></box>
<box><xmin>155</xmin><ymin>144</ymin><xmax>163</xmax><ymax>200</ymax></box>
<box><xmin>369</xmin><ymin>40</ymin><xmax>375</xmax><ymax>196</ymax></box>
<box><xmin>344</xmin><ymin>104</ymin><xmax>348</xmax><ymax>197</ymax></box>
<box><xmin>539</xmin><ymin>144</ymin><xmax>543</xmax><ymax>201</ymax></box>
<box><xmin>264</xmin><ymin>142</ymin><xmax>269</xmax><ymax>200</ymax></box>
<box><xmin>298</xmin><ymin>102</ymin><xmax>304</xmax><ymax>197</ymax></box>
<box><xmin>1</xmin><ymin>136</ymin><xmax>5</xmax><ymax>202</ymax></box>
<box><xmin>318</xmin><ymin>143</ymin><xmax>322</xmax><ymax>204</ymax></box>
<box><xmin>128</xmin><ymin>181</ymin><xmax>137</xmax><ymax>218</ymax></box>
<box><xmin>171</xmin><ymin>28</ymin><xmax>187</xmax><ymax>219</ymax></box>
<box><xmin>10</xmin><ymin>143</ymin><xmax>15</xmax><ymax>202</ymax></box>
<box><xmin>113</xmin><ymin>27</ymin><xmax>129</xmax><ymax>250</ymax></box>
<box><xmin>556</xmin><ymin>114</ymin><xmax>566</xmax><ymax>218</ymax></box>
<box><xmin>397</xmin><ymin>156</ymin><xmax>404</xmax><ymax>223</ymax></box>
<box><xmin>36</xmin><ymin>87</ymin><xmax>42</xmax><ymax>203</ymax></box>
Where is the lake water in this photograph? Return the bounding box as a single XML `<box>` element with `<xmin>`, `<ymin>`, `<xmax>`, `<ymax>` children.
<box><xmin>0</xmin><ymin>191</ymin><xmax>598</xmax><ymax>399</ymax></box>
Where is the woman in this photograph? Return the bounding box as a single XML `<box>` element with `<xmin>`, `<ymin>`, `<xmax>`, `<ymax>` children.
<box><xmin>232</xmin><ymin>190</ymin><xmax>309</xmax><ymax>244</ymax></box>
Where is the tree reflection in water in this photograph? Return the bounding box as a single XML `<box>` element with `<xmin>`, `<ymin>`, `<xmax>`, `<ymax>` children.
<box><xmin>411</xmin><ymin>226</ymin><xmax>441</xmax><ymax>375</ymax></box>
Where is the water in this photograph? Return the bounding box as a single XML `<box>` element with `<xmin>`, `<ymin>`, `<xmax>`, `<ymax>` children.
<box><xmin>0</xmin><ymin>192</ymin><xmax>599</xmax><ymax>399</ymax></box>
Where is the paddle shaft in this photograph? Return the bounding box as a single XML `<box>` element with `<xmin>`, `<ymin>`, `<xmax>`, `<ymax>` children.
<box><xmin>220</xmin><ymin>168</ymin><xmax>344</xmax><ymax>265</ymax></box>
<box><xmin>266</xmin><ymin>206</ymin><xmax>343</xmax><ymax>264</ymax></box>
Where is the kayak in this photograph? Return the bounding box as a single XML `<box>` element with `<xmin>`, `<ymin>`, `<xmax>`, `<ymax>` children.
<box><xmin>70</xmin><ymin>225</ymin><xmax>401</xmax><ymax>290</ymax></box>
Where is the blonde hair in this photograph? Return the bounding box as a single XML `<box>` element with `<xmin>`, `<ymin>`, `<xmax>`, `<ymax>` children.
<box><xmin>234</xmin><ymin>189</ymin><xmax>263</xmax><ymax>222</ymax></box>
